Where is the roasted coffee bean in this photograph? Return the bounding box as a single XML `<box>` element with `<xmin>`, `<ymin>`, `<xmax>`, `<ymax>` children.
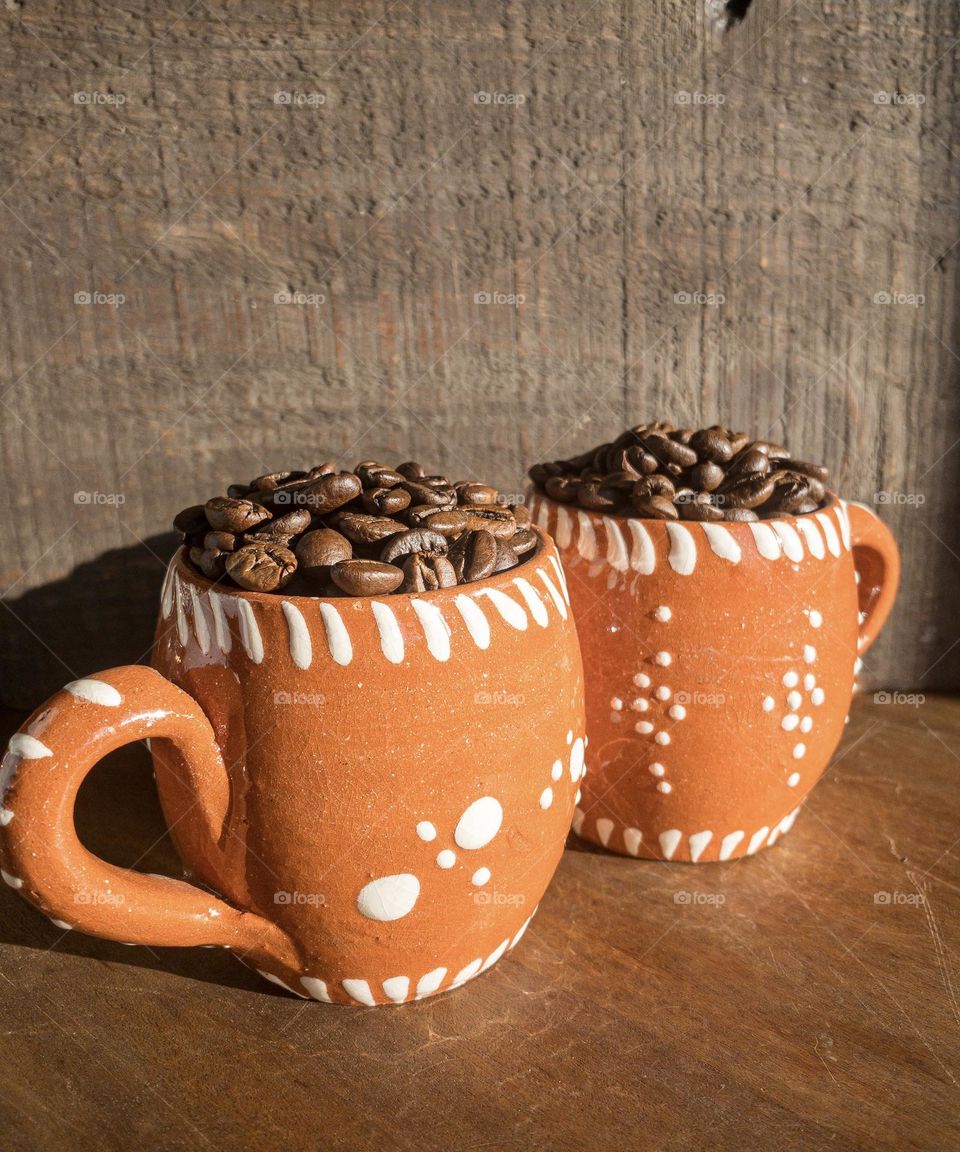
<box><xmin>225</xmin><ymin>543</ymin><xmax>297</xmax><ymax>592</ymax></box>
<box><xmin>204</xmin><ymin>497</ymin><xmax>273</xmax><ymax>533</ymax></box>
<box><xmin>226</xmin><ymin>483</ymin><xmax>254</xmax><ymax>500</ymax></box>
<box><xmin>381</xmin><ymin>529</ymin><xmax>448</xmax><ymax>564</ymax></box>
<box><xmin>400</xmin><ymin>479</ymin><xmax>456</xmax><ymax>508</ymax></box>
<box><xmin>765</xmin><ymin>473</ymin><xmax>813</xmax><ymax>514</ymax></box>
<box><xmin>356</xmin><ymin>462</ymin><xmax>404</xmax><ymax>490</ymax></box>
<box><xmin>544</xmin><ymin>475</ymin><xmax>580</xmax><ymax>503</ymax></box>
<box><xmin>448</xmin><ymin>529</ymin><xmax>497</xmax><ymax>582</ymax></box>
<box><xmin>400</xmin><ymin>553</ymin><xmax>458</xmax><ymax>593</ymax></box>
<box><xmin>330</xmin><ymin>559</ymin><xmax>404</xmax><ymax>597</ymax></box>
<box><xmin>727</xmin><ymin>447</ymin><xmax>770</xmax><ymax>478</ymax></box>
<box><xmin>204</xmin><ymin>530</ymin><xmax>236</xmax><ymax>552</ymax></box>
<box><xmin>252</xmin><ymin>470</ymin><xmax>308</xmax><ymax>492</ymax></box>
<box><xmin>633</xmin><ymin>495</ymin><xmax>679</xmax><ymax>520</ymax></box>
<box><xmin>362</xmin><ymin>486</ymin><xmax>411</xmax><ymax>516</ymax></box>
<box><xmin>460</xmin><ymin>505</ymin><xmax>517</xmax><ymax>539</ymax></box>
<box><xmin>690</xmin><ymin>427</ymin><xmax>733</xmax><ymax>464</ymax></box>
<box><xmin>175</xmin><ymin>504</ymin><xmax>210</xmax><ymax>535</ymax></box>
<box><xmin>511</xmin><ymin>526</ymin><xmax>538</xmax><ymax>555</ymax></box>
<box><xmin>642</xmin><ymin>432</ymin><xmax>698</xmax><ymax>469</ymax></box>
<box><xmin>455</xmin><ymin>481</ymin><xmax>498</xmax><ymax>505</ymax></box>
<box><xmin>689</xmin><ymin>461</ymin><xmax>725</xmax><ymax>492</ymax></box>
<box><xmin>300</xmin><ymin>472</ymin><xmax>363</xmax><ymax>515</ymax></box>
<box><xmin>334</xmin><ymin>511</ymin><xmax>407</xmax><ymax>544</ymax></box>
<box><xmin>396</xmin><ymin>461</ymin><xmax>427</xmax><ymax>480</ymax></box>
<box><xmin>190</xmin><ymin>545</ymin><xmax>228</xmax><ymax>580</ymax></box>
<box><xmin>421</xmin><ymin>508</ymin><xmax>470</xmax><ymax>537</ymax></box>
<box><xmin>718</xmin><ymin>472</ymin><xmax>776</xmax><ymax>509</ymax></box>
<box><xmin>722</xmin><ymin>506</ymin><xmax>759</xmax><ymax>522</ymax></box>
<box><xmin>509</xmin><ymin>503</ymin><xmax>531</xmax><ymax>526</ymax></box>
<box><xmin>632</xmin><ymin>475</ymin><xmax>676</xmax><ymax>501</ymax></box>
<box><xmin>295</xmin><ymin>529</ymin><xmax>352</xmax><ymax>575</ymax></box>
<box><xmin>772</xmin><ymin>457</ymin><xmax>829</xmax><ymax>483</ymax></box>
<box><xmin>576</xmin><ymin>481</ymin><xmax>620</xmax><ymax>510</ymax></box>
<box><xmin>492</xmin><ymin>539</ymin><xmax>519</xmax><ymax>574</ymax></box>
<box><xmin>679</xmin><ymin>493</ymin><xmax>724</xmax><ymax>522</ymax></box>
<box><xmin>252</xmin><ymin>508</ymin><xmax>312</xmax><ymax>539</ymax></box>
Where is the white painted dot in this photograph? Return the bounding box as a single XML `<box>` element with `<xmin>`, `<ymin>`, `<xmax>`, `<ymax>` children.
<box><xmin>783</xmin><ymin>671</ymin><xmax>799</xmax><ymax>688</ymax></box>
<box><xmin>575</xmin><ymin>789</ymin><xmax>581</xmax><ymax>803</ymax></box>
<box><xmin>787</xmin><ymin>690</ymin><xmax>802</xmax><ymax>711</ymax></box>
<box><xmin>811</xmin><ymin>687</ymin><xmax>825</xmax><ymax>706</ymax></box>
<box><xmin>669</xmin><ymin>704</ymin><xmax>686</xmax><ymax>720</ymax></box>
<box><xmin>356</xmin><ymin>874</ymin><xmax>420</xmax><ymax>922</ymax></box>
<box><xmin>65</xmin><ymin>678</ymin><xmax>123</xmax><ymax>707</ymax></box>
<box><xmin>787</xmin><ymin>772</ymin><xmax>801</xmax><ymax>787</ymax></box>
<box><xmin>635</xmin><ymin>721</ymin><xmax>654</xmax><ymax>734</ymax></box>
<box><xmin>649</xmin><ymin>762</ymin><xmax>666</xmax><ymax>777</ymax></box>
<box><xmin>655</xmin><ymin>651</ymin><xmax>672</xmax><ymax>666</ymax></box>
<box><xmin>793</xmin><ymin>743</ymin><xmax>806</xmax><ymax>759</ymax></box>
<box><xmin>800</xmin><ymin>716</ymin><xmax>813</xmax><ymax>733</ymax></box>
<box><xmin>654</xmin><ymin>605</ymin><xmax>672</xmax><ymax>622</ymax></box>
<box><xmin>551</xmin><ymin>759</ymin><xmax>563</xmax><ymax>782</ymax></box>
<box><xmin>539</xmin><ymin>787</ymin><xmax>553</xmax><ymax>810</ymax></box>
<box><xmin>762</xmin><ymin>695</ymin><xmax>775</xmax><ymax>712</ymax></box>
<box><xmin>803</xmin><ymin>645</ymin><xmax>817</xmax><ymax>664</ymax></box>
<box><xmin>633</xmin><ymin>672</ymin><xmax>651</xmax><ymax>688</ymax></box>
<box><xmin>808</xmin><ymin>610</ymin><xmax>823</xmax><ymax>628</ymax></box>
<box><xmin>436</xmin><ymin>849</ymin><xmax>456</xmax><ymax>869</ymax></box>
<box><xmin>631</xmin><ymin>697</ymin><xmax>649</xmax><ymax>712</ymax></box>
<box><xmin>657</xmin><ymin>781</ymin><xmax>672</xmax><ymax>794</ymax></box>
<box><xmin>472</xmin><ymin>867</ymin><xmax>491</xmax><ymax>887</ymax></box>
<box><xmin>781</xmin><ymin>714</ymin><xmax>799</xmax><ymax>732</ymax></box>
<box><xmin>610</xmin><ymin>696</ymin><xmax>623</xmax><ymax>711</ymax></box>
<box><xmin>416</xmin><ymin>821</ymin><xmax>437</xmax><ymax>842</ymax></box>
<box><xmin>655</xmin><ymin>686</ymin><xmax>671</xmax><ymax>701</ymax></box>
<box><xmin>454</xmin><ymin>796</ymin><xmax>503</xmax><ymax>849</ymax></box>
<box><xmin>655</xmin><ymin>731</ymin><xmax>671</xmax><ymax>746</ymax></box>
<box><xmin>854</xmin><ymin>657</ymin><xmax>863</xmax><ymax>674</ymax></box>
<box><xmin>804</xmin><ymin>674</ymin><xmax>816</xmax><ymax>691</ymax></box>
<box><xmin>566</xmin><ymin>730</ymin><xmax>573</xmax><ymax>745</ymax></box>
<box><xmin>569</xmin><ymin>737</ymin><xmax>585</xmax><ymax>781</ymax></box>
<box><xmin>610</xmin><ymin>711</ymin><xmax>622</xmax><ymax>724</ymax></box>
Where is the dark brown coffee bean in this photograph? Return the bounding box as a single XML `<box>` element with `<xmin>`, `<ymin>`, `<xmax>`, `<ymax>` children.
<box><xmin>174</xmin><ymin>504</ymin><xmax>210</xmax><ymax>535</ymax></box>
<box><xmin>460</xmin><ymin>505</ymin><xmax>517</xmax><ymax>539</ymax></box>
<box><xmin>624</xmin><ymin>446</ymin><xmax>659</xmax><ymax>475</ymax></box>
<box><xmin>399</xmin><ymin>553</ymin><xmax>458</xmax><ymax>593</ymax></box>
<box><xmin>422</xmin><ymin>508</ymin><xmax>470</xmax><ymax>537</ymax></box>
<box><xmin>295</xmin><ymin>529</ymin><xmax>352</xmax><ymax>575</ymax></box>
<box><xmin>544</xmin><ymin>475</ymin><xmax>580</xmax><ymax>503</ymax></box>
<box><xmin>204</xmin><ymin>530</ymin><xmax>236</xmax><ymax>552</ymax></box>
<box><xmin>362</xmin><ymin>486</ymin><xmax>412</xmax><ymax>516</ymax></box>
<box><xmin>689</xmin><ymin>427</ymin><xmax>734</xmax><ymax>464</ymax></box>
<box><xmin>225</xmin><ymin>543</ymin><xmax>297</xmax><ymax>592</ymax></box>
<box><xmin>330</xmin><ymin>559</ymin><xmax>404</xmax><ymax>597</ymax></box>
<box><xmin>765</xmin><ymin>473</ymin><xmax>813</xmax><ymax>514</ymax></box>
<box><xmin>306</xmin><ymin>462</ymin><xmax>338</xmax><ymax>479</ymax></box>
<box><xmin>226</xmin><ymin>483</ymin><xmax>254</xmax><ymax>500</ymax></box>
<box><xmin>753</xmin><ymin>441</ymin><xmax>790</xmax><ymax>458</ymax></box>
<box><xmin>356</xmin><ymin>462</ymin><xmax>405</xmax><ymax>490</ymax></box>
<box><xmin>642</xmin><ymin>432</ymin><xmax>698</xmax><ymax>469</ymax></box>
<box><xmin>401</xmin><ymin>480</ymin><xmax>456</xmax><ymax>508</ymax></box>
<box><xmin>772</xmin><ymin>457</ymin><xmax>829</xmax><ymax>483</ymax></box>
<box><xmin>718</xmin><ymin>472</ymin><xmax>775</xmax><ymax>509</ymax></box>
<box><xmin>492</xmin><ymin>539</ymin><xmax>519</xmax><ymax>573</ymax></box>
<box><xmin>204</xmin><ymin>497</ymin><xmax>273</xmax><ymax>533</ymax></box>
<box><xmin>250</xmin><ymin>508</ymin><xmax>312</xmax><ymax>540</ymax></box>
<box><xmin>449</xmin><ymin>530</ymin><xmax>498</xmax><ymax>582</ymax></box>
<box><xmin>509</xmin><ymin>503</ymin><xmax>531</xmax><ymax>526</ymax></box>
<box><xmin>190</xmin><ymin>545</ymin><xmax>228</xmax><ymax>580</ymax></box>
<box><xmin>727</xmin><ymin>447</ymin><xmax>771</xmax><ymax>478</ymax></box>
<box><xmin>333</xmin><ymin>511</ymin><xmax>407</xmax><ymax>544</ymax></box>
<box><xmin>396</xmin><ymin>461</ymin><xmax>427</xmax><ymax>480</ymax></box>
<box><xmin>633</xmin><ymin>495</ymin><xmax>679</xmax><ymax>520</ymax></box>
<box><xmin>722</xmin><ymin>506</ymin><xmax>759</xmax><ymax>522</ymax></box>
<box><xmin>300</xmin><ymin>472</ymin><xmax>363</xmax><ymax>515</ymax></box>
<box><xmin>689</xmin><ymin>461</ymin><xmax>725</xmax><ymax>492</ymax></box>
<box><xmin>381</xmin><ymin>529</ymin><xmax>448</xmax><ymax>564</ymax></box>
<box><xmin>679</xmin><ymin>493</ymin><xmax>724</xmax><ymax>522</ymax></box>
<box><xmin>251</xmin><ymin>470</ymin><xmax>308</xmax><ymax>492</ymax></box>
<box><xmin>632</xmin><ymin>475</ymin><xmax>676</xmax><ymax>501</ymax></box>
<box><xmin>576</xmin><ymin>481</ymin><xmax>619</xmax><ymax>510</ymax></box>
<box><xmin>455</xmin><ymin>482</ymin><xmax>498</xmax><ymax>506</ymax></box>
<box><xmin>510</xmin><ymin>526</ymin><xmax>538</xmax><ymax>556</ymax></box>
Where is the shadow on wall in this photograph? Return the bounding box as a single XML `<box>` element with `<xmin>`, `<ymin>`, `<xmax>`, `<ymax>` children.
<box><xmin>0</xmin><ymin>533</ymin><xmax>180</xmax><ymax>711</ymax></box>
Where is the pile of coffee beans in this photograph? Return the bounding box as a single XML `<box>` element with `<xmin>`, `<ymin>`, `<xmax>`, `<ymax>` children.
<box><xmin>173</xmin><ymin>462</ymin><xmax>536</xmax><ymax>595</ymax></box>
<box><xmin>528</xmin><ymin>422</ymin><xmax>829</xmax><ymax>522</ymax></box>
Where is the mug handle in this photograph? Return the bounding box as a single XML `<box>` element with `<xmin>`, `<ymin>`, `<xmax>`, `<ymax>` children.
<box><xmin>0</xmin><ymin>665</ymin><xmax>299</xmax><ymax>970</ymax></box>
<box><xmin>846</xmin><ymin>501</ymin><xmax>900</xmax><ymax>656</ymax></box>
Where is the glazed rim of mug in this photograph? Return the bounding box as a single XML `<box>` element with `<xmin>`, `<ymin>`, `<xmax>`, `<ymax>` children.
<box><xmin>532</xmin><ymin>487</ymin><xmax>842</xmax><ymax>526</ymax></box>
<box><xmin>170</xmin><ymin>525</ymin><xmax>552</xmax><ymax>607</ymax></box>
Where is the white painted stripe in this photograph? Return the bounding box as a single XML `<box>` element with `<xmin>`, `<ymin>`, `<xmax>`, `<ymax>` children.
<box><xmin>627</xmin><ymin>520</ymin><xmax>656</xmax><ymax>574</ymax></box>
<box><xmin>835</xmin><ymin>502</ymin><xmax>851</xmax><ymax>550</ymax></box>
<box><xmin>659</xmin><ymin>829</ymin><xmax>682</xmax><ymax>860</ymax></box>
<box><xmin>596</xmin><ymin>817</ymin><xmax>614</xmax><ymax>846</ymax></box>
<box><xmin>688</xmin><ymin>830</ymin><xmax>713</xmax><ymax>863</ymax></box>
<box><xmin>535</xmin><ymin>496</ymin><xmax>550</xmax><ymax>534</ymax></box>
<box><xmin>555</xmin><ymin>504</ymin><xmax>573</xmax><ymax>549</ymax></box>
<box><xmin>576</xmin><ymin>511</ymin><xmax>598</xmax><ymax>561</ymax></box>
<box><xmin>548</xmin><ymin>553</ymin><xmax>570</xmax><ymax>604</ymax></box>
<box><xmin>209</xmin><ymin>593</ymin><xmax>233</xmax><ymax>654</ymax></box>
<box><xmin>50</xmin><ymin>919</ymin><xmax>72</xmax><ymax>930</ymax></box>
<box><xmin>701</xmin><ymin>522</ymin><xmax>741</xmax><ymax>564</ymax></box>
<box><xmin>771</xmin><ymin>520</ymin><xmax>805</xmax><ymax>563</ymax></box>
<box><xmin>0</xmin><ymin>808</ymin><xmax>13</xmax><ymax>826</ymax></box>
<box><xmin>454</xmin><ymin>593</ymin><xmax>491</xmax><ymax>649</ymax></box>
<box><xmin>65</xmin><ymin>679</ymin><xmax>122</xmax><ymax>708</ymax></box>
<box><xmin>604</xmin><ymin>517</ymin><xmax>630</xmax><ymax>571</ymax></box>
<box><xmin>719</xmin><ymin>830</ymin><xmax>745</xmax><ymax>861</ymax></box>
<box><xmin>382</xmin><ymin>976</ymin><xmax>410</xmax><ymax>1003</ymax></box>
<box><xmin>623</xmin><ymin>828</ymin><xmax>643</xmax><ymax>856</ymax></box>
<box><xmin>281</xmin><ymin>601</ymin><xmax>313</xmax><ymax>669</ymax></box>
<box><xmin>796</xmin><ymin>517</ymin><xmax>825</xmax><ymax>559</ymax></box>
<box><xmin>511</xmin><ymin>913</ymin><xmax>534</xmax><ymax>949</ymax></box>
<box><xmin>319</xmin><ymin>603</ymin><xmax>352</xmax><ymax>665</ymax></box>
<box><xmin>188</xmin><ymin>585</ymin><xmax>211</xmax><ymax>655</ymax></box>
<box><xmin>747</xmin><ymin>827</ymin><xmax>770</xmax><ymax>855</ymax></box>
<box><xmin>174</xmin><ymin>575</ymin><xmax>189</xmax><ymax>646</ymax></box>
<box><xmin>370</xmin><ymin>600</ymin><xmax>405</xmax><ymax>664</ymax></box>
<box><xmin>452</xmin><ymin>958</ymin><xmax>483</xmax><ymax>988</ymax></box>
<box><xmin>816</xmin><ymin>512</ymin><xmax>841</xmax><ymax>557</ymax></box>
<box><xmin>481</xmin><ymin>588</ymin><xmax>528</xmax><ymax>631</ymax></box>
<box><xmin>749</xmin><ymin>522</ymin><xmax>782</xmax><ymax>560</ymax></box>
<box><xmin>160</xmin><ymin>565</ymin><xmax>175</xmax><ymax>619</ymax></box>
<box><xmin>341</xmin><ymin>978</ymin><xmax>376</xmax><ymax>1007</ymax></box>
<box><xmin>412</xmin><ymin>599</ymin><xmax>452</xmax><ymax>660</ymax></box>
<box><xmin>300</xmin><ymin>976</ymin><xmax>332</xmax><ymax>1002</ymax></box>
<box><xmin>779</xmin><ymin>807</ymin><xmax>800</xmax><ymax>835</ymax></box>
<box><xmin>415</xmin><ymin>967</ymin><xmax>447</xmax><ymax>999</ymax></box>
<box><xmin>236</xmin><ymin>599</ymin><xmax>264</xmax><ymax>664</ymax></box>
<box><xmin>8</xmin><ymin>733</ymin><xmax>53</xmax><ymax>759</ymax></box>
<box><xmin>482</xmin><ymin>938</ymin><xmax>510</xmax><ymax>972</ymax></box>
<box><xmin>537</xmin><ymin>569</ymin><xmax>567</xmax><ymax>620</ymax></box>
<box><xmin>665</xmin><ymin>522</ymin><xmax>697</xmax><ymax>575</ymax></box>
<box><xmin>1</xmin><ymin>869</ymin><xmax>22</xmax><ymax>889</ymax></box>
<box><xmin>513</xmin><ymin>577</ymin><xmax>549</xmax><ymax>627</ymax></box>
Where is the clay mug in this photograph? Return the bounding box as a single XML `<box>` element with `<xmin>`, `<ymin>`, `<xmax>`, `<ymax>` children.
<box><xmin>0</xmin><ymin>533</ymin><xmax>585</xmax><ymax>1005</ymax></box>
<box><xmin>527</xmin><ymin>491</ymin><xmax>898</xmax><ymax>862</ymax></box>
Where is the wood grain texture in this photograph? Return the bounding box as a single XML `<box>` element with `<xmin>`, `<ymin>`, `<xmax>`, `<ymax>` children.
<box><xmin>0</xmin><ymin>0</ymin><xmax>958</xmax><ymax>706</ymax></box>
<box><xmin>0</xmin><ymin>695</ymin><xmax>958</xmax><ymax>1150</ymax></box>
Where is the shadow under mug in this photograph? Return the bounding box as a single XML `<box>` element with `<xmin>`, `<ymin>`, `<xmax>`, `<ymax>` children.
<box><xmin>0</xmin><ymin>531</ymin><xmax>585</xmax><ymax>1005</ymax></box>
<box><xmin>527</xmin><ymin>492</ymin><xmax>899</xmax><ymax>863</ymax></box>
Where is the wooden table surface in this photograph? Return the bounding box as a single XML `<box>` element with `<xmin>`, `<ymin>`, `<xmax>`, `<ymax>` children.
<box><xmin>1</xmin><ymin>695</ymin><xmax>957</xmax><ymax>1151</ymax></box>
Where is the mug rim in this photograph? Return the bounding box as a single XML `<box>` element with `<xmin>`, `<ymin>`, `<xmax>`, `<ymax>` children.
<box><xmin>529</xmin><ymin>486</ymin><xmax>841</xmax><ymax>526</ymax></box>
<box><xmin>171</xmin><ymin>526</ymin><xmax>555</xmax><ymax>608</ymax></box>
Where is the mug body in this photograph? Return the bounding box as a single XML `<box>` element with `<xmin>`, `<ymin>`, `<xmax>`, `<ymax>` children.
<box><xmin>151</xmin><ymin>533</ymin><xmax>584</xmax><ymax>1003</ymax></box>
<box><xmin>528</xmin><ymin>491</ymin><xmax>859</xmax><ymax>862</ymax></box>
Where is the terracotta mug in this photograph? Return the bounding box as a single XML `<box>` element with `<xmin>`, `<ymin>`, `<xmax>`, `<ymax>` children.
<box><xmin>527</xmin><ymin>491</ymin><xmax>898</xmax><ymax>862</ymax></box>
<box><xmin>0</xmin><ymin>533</ymin><xmax>585</xmax><ymax>1005</ymax></box>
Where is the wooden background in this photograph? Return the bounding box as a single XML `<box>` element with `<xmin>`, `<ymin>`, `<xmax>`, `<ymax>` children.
<box><xmin>1</xmin><ymin>0</ymin><xmax>958</xmax><ymax>706</ymax></box>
